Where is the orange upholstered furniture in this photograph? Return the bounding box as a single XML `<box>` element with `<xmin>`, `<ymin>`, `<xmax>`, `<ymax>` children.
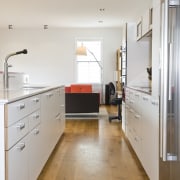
<box><xmin>66</xmin><ymin>84</ymin><xmax>92</xmax><ymax>93</ymax></box>
<box><xmin>65</xmin><ymin>84</ymin><xmax>99</xmax><ymax>113</ymax></box>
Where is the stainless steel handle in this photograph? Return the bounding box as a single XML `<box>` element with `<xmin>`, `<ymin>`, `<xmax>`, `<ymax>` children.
<box><xmin>161</xmin><ymin>0</ymin><xmax>169</xmax><ymax>161</ymax></box>
<box><xmin>16</xmin><ymin>142</ymin><xmax>26</xmax><ymax>151</ymax></box>
<box><xmin>18</xmin><ymin>103</ymin><xmax>25</xmax><ymax>110</ymax></box>
<box><xmin>33</xmin><ymin>98</ymin><xmax>40</xmax><ymax>103</ymax></box>
<box><xmin>151</xmin><ymin>100</ymin><xmax>159</xmax><ymax>106</ymax></box>
<box><xmin>16</xmin><ymin>123</ymin><xmax>25</xmax><ymax>130</ymax></box>
<box><xmin>33</xmin><ymin>114</ymin><xmax>40</xmax><ymax>119</ymax></box>
<box><xmin>129</xmin><ymin>109</ymin><xmax>134</xmax><ymax>113</ymax></box>
<box><xmin>46</xmin><ymin>93</ymin><xmax>53</xmax><ymax>98</ymax></box>
<box><xmin>142</xmin><ymin>96</ymin><xmax>149</xmax><ymax>101</ymax></box>
<box><xmin>34</xmin><ymin>129</ymin><xmax>40</xmax><ymax>135</ymax></box>
<box><xmin>56</xmin><ymin>113</ymin><xmax>61</xmax><ymax>119</ymax></box>
<box><xmin>130</xmin><ymin>100</ymin><xmax>134</xmax><ymax>104</ymax></box>
<box><xmin>134</xmin><ymin>114</ymin><xmax>140</xmax><ymax>119</ymax></box>
<box><xmin>135</xmin><ymin>93</ymin><xmax>140</xmax><ymax>97</ymax></box>
<box><xmin>168</xmin><ymin>43</ymin><xmax>173</xmax><ymax>100</ymax></box>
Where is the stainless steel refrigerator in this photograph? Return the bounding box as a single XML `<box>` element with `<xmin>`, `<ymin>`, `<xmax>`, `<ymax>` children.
<box><xmin>160</xmin><ymin>0</ymin><xmax>180</xmax><ymax>179</ymax></box>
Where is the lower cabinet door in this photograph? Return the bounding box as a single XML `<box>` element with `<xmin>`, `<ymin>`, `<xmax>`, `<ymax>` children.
<box><xmin>5</xmin><ymin>135</ymin><xmax>29</xmax><ymax>180</ymax></box>
<box><xmin>29</xmin><ymin>125</ymin><xmax>44</xmax><ymax>180</ymax></box>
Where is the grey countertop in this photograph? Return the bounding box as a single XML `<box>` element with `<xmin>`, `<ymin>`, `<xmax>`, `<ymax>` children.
<box><xmin>126</xmin><ymin>86</ymin><xmax>151</xmax><ymax>95</ymax></box>
<box><xmin>0</xmin><ymin>85</ymin><xmax>64</xmax><ymax>104</ymax></box>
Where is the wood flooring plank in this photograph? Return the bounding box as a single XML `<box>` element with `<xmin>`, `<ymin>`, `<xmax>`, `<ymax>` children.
<box><xmin>38</xmin><ymin>105</ymin><xmax>149</xmax><ymax>180</ymax></box>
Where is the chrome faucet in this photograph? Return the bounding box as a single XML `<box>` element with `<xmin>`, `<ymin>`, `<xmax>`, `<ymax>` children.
<box><xmin>3</xmin><ymin>49</ymin><xmax>28</xmax><ymax>89</ymax></box>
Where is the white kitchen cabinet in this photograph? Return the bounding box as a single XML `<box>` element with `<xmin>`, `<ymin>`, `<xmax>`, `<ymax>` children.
<box><xmin>40</xmin><ymin>90</ymin><xmax>56</xmax><ymax>158</ymax></box>
<box><xmin>29</xmin><ymin>124</ymin><xmax>44</xmax><ymax>180</ymax></box>
<box><xmin>125</xmin><ymin>89</ymin><xmax>142</xmax><ymax>162</ymax></box>
<box><xmin>124</xmin><ymin>88</ymin><xmax>159</xmax><ymax>180</ymax></box>
<box><xmin>5</xmin><ymin>116</ymin><xmax>29</xmax><ymax>150</ymax></box>
<box><xmin>136</xmin><ymin>19</ymin><xmax>142</xmax><ymax>40</ymax></box>
<box><xmin>5</xmin><ymin>98</ymin><xmax>29</xmax><ymax>127</ymax></box>
<box><xmin>28</xmin><ymin>110</ymin><xmax>41</xmax><ymax>131</ymax></box>
<box><xmin>141</xmin><ymin>96</ymin><xmax>159</xmax><ymax>180</ymax></box>
<box><xmin>141</xmin><ymin>94</ymin><xmax>152</xmax><ymax>171</ymax></box>
<box><xmin>41</xmin><ymin>89</ymin><xmax>61</xmax><ymax>158</ymax></box>
<box><xmin>59</xmin><ymin>87</ymin><xmax>65</xmax><ymax>136</ymax></box>
<box><xmin>2</xmin><ymin>86</ymin><xmax>65</xmax><ymax>180</ymax></box>
<box><xmin>142</xmin><ymin>8</ymin><xmax>153</xmax><ymax>36</ymax></box>
<box><xmin>136</xmin><ymin>7</ymin><xmax>153</xmax><ymax>40</ymax></box>
<box><xmin>5</xmin><ymin>135</ymin><xmax>29</xmax><ymax>180</ymax></box>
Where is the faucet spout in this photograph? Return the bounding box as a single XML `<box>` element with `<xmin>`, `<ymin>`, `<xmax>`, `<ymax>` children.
<box><xmin>3</xmin><ymin>49</ymin><xmax>28</xmax><ymax>89</ymax></box>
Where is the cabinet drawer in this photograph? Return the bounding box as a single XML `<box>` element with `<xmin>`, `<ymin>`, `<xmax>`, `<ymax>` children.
<box><xmin>5</xmin><ymin>117</ymin><xmax>29</xmax><ymax>150</ymax></box>
<box><xmin>28</xmin><ymin>95</ymin><xmax>41</xmax><ymax>113</ymax></box>
<box><xmin>29</xmin><ymin>110</ymin><xmax>41</xmax><ymax>131</ymax></box>
<box><xmin>5</xmin><ymin>135</ymin><xmax>29</xmax><ymax>180</ymax></box>
<box><xmin>5</xmin><ymin>98</ymin><xmax>29</xmax><ymax>127</ymax></box>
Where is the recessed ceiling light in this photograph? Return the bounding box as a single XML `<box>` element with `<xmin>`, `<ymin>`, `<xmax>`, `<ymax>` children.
<box><xmin>44</xmin><ymin>25</ymin><xmax>48</xmax><ymax>29</ymax></box>
<box><xmin>8</xmin><ymin>25</ymin><xmax>13</xmax><ymax>29</ymax></box>
<box><xmin>99</xmin><ymin>8</ymin><xmax>105</xmax><ymax>12</ymax></box>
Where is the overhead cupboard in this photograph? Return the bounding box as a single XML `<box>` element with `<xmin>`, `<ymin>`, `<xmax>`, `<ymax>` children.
<box><xmin>136</xmin><ymin>7</ymin><xmax>153</xmax><ymax>40</ymax></box>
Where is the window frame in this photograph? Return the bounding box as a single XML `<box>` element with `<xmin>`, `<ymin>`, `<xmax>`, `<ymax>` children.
<box><xmin>75</xmin><ymin>38</ymin><xmax>103</xmax><ymax>84</ymax></box>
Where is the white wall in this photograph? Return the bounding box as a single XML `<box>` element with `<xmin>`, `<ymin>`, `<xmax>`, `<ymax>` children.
<box><xmin>126</xmin><ymin>23</ymin><xmax>150</xmax><ymax>87</ymax></box>
<box><xmin>0</xmin><ymin>28</ymin><xmax>122</xmax><ymax>87</ymax></box>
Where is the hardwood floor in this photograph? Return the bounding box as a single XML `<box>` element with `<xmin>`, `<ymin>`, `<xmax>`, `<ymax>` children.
<box><xmin>38</xmin><ymin>105</ymin><xmax>149</xmax><ymax>180</ymax></box>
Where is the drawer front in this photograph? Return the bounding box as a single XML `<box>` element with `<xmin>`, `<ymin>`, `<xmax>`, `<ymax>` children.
<box><xmin>5</xmin><ymin>95</ymin><xmax>40</xmax><ymax>127</ymax></box>
<box><xmin>5</xmin><ymin>98</ymin><xmax>29</xmax><ymax>127</ymax></box>
<box><xmin>29</xmin><ymin>110</ymin><xmax>41</xmax><ymax>131</ymax></box>
<box><xmin>5</xmin><ymin>117</ymin><xmax>29</xmax><ymax>150</ymax></box>
<box><xmin>28</xmin><ymin>95</ymin><xmax>41</xmax><ymax>113</ymax></box>
<box><xmin>5</xmin><ymin>135</ymin><xmax>29</xmax><ymax>180</ymax></box>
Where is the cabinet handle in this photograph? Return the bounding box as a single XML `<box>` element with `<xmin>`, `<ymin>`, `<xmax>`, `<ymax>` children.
<box><xmin>33</xmin><ymin>114</ymin><xmax>40</xmax><ymax>119</ymax></box>
<box><xmin>135</xmin><ymin>93</ymin><xmax>140</xmax><ymax>97</ymax></box>
<box><xmin>134</xmin><ymin>137</ymin><xmax>138</xmax><ymax>142</ymax></box>
<box><xmin>33</xmin><ymin>98</ymin><xmax>40</xmax><ymax>103</ymax></box>
<box><xmin>151</xmin><ymin>100</ymin><xmax>158</xmax><ymax>106</ymax></box>
<box><xmin>34</xmin><ymin>129</ymin><xmax>40</xmax><ymax>135</ymax></box>
<box><xmin>17</xmin><ymin>103</ymin><xmax>25</xmax><ymax>110</ymax></box>
<box><xmin>143</xmin><ymin>96</ymin><xmax>149</xmax><ymax>101</ymax></box>
<box><xmin>46</xmin><ymin>93</ymin><xmax>53</xmax><ymax>98</ymax></box>
<box><xmin>129</xmin><ymin>109</ymin><xmax>134</xmax><ymax>113</ymax></box>
<box><xmin>60</xmin><ymin>104</ymin><xmax>65</xmax><ymax>107</ymax></box>
<box><xmin>16</xmin><ymin>123</ymin><xmax>25</xmax><ymax>130</ymax></box>
<box><xmin>56</xmin><ymin>113</ymin><xmax>61</xmax><ymax>119</ymax></box>
<box><xmin>130</xmin><ymin>100</ymin><xmax>134</xmax><ymax>104</ymax></box>
<box><xmin>135</xmin><ymin>114</ymin><xmax>141</xmax><ymax>119</ymax></box>
<box><xmin>16</xmin><ymin>143</ymin><xmax>26</xmax><ymax>151</ymax></box>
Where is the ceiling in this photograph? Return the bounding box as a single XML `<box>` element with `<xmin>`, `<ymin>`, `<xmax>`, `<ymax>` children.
<box><xmin>0</xmin><ymin>0</ymin><xmax>152</xmax><ymax>28</ymax></box>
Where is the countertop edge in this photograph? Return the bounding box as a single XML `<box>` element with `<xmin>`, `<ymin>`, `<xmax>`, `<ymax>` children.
<box><xmin>0</xmin><ymin>85</ymin><xmax>64</xmax><ymax>104</ymax></box>
<box><xmin>126</xmin><ymin>86</ymin><xmax>151</xmax><ymax>95</ymax></box>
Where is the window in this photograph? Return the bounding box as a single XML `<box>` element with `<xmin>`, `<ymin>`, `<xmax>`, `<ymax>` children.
<box><xmin>76</xmin><ymin>40</ymin><xmax>102</xmax><ymax>83</ymax></box>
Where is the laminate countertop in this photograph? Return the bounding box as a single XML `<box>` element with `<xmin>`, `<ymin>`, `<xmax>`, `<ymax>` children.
<box><xmin>0</xmin><ymin>85</ymin><xmax>63</xmax><ymax>104</ymax></box>
<box><xmin>126</xmin><ymin>86</ymin><xmax>151</xmax><ymax>95</ymax></box>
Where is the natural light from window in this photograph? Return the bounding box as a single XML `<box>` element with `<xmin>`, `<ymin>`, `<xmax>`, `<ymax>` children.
<box><xmin>76</xmin><ymin>40</ymin><xmax>102</xmax><ymax>84</ymax></box>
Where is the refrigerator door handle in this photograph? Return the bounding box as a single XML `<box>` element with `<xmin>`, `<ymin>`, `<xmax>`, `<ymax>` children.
<box><xmin>161</xmin><ymin>0</ymin><xmax>180</xmax><ymax>162</ymax></box>
<box><xmin>160</xmin><ymin>0</ymin><xmax>169</xmax><ymax>161</ymax></box>
<box><xmin>168</xmin><ymin>42</ymin><xmax>173</xmax><ymax>101</ymax></box>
